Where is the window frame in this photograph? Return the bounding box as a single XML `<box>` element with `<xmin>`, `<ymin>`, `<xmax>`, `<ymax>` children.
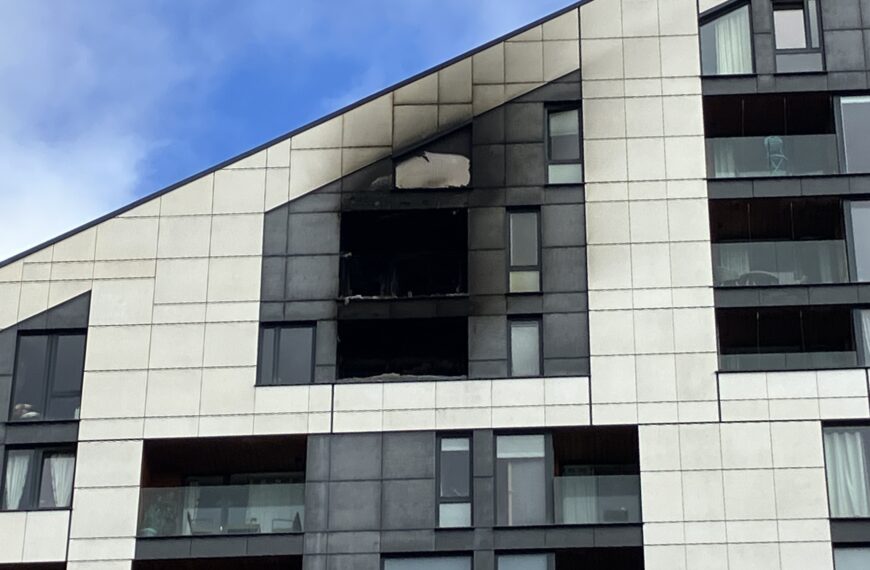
<box><xmin>545</xmin><ymin>105</ymin><xmax>583</xmax><ymax>185</ymax></box>
<box><xmin>508</xmin><ymin>317</ymin><xmax>544</xmax><ymax>378</ymax></box>
<box><xmin>698</xmin><ymin>1</ymin><xmax>756</xmax><ymax>77</ymax></box>
<box><xmin>771</xmin><ymin>0</ymin><xmax>825</xmax><ymax>72</ymax></box>
<box><xmin>836</xmin><ymin>96</ymin><xmax>870</xmax><ymax>176</ymax></box>
<box><xmin>506</xmin><ymin>208</ymin><xmax>542</xmax><ymax>295</ymax></box>
<box><xmin>256</xmin><ymin>322</ymin><xmax>317</xmax><ymax>386</ymax></box>
<box><xmin>494</xmin><ymin>433</ymin><xmax>555</xmax><ymax>527</ymax></box>
<box><xmin>435</xmin><ymin>434</ymin><xmax>473</xmax><ymax>528</ymax></box>
<box><xmin>0</xmin><ymin>445</ymin><xmax>77</xmax><ymax>512</ymax></box>
<box><xmin>9</xmin><ymin>329</ymin><xmax>87</xmax><ymax>423</ymax></box>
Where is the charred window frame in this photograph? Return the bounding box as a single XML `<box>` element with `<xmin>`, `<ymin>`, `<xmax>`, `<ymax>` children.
<box><xmin>507</xmin><ymin>209</ymin><xmax>542</xmax><ymax>294</ymax></box>
<box><xmin>436</xmin><ymin>435</ymin><xmax>472</xmax><ymax>528</ymax></box>
<box><xmin>509</xmin><ymin>317</ymin><xmax>543</xmax><ymax>378</ymax></box>
<box><xmin>546</xmin><ymin>106</ymin><xmax>583</xmax><ymax>184</ymax></box>
<box><xmin>9</xmin><ymin>330</ymin><xmax>86</xmax><ymax>422</ymax></box>
<box><xmin>257</xmin><ymin>323</ymin><xmax>316</xmax><ymax>386</ymax></box>
<box><xmin>1</xmin><ymin>446</ymin><xmax>76</xmax><ymax>512</ymax></box>
<box><xmin>772</xmin><ymin>0</ymin><xmax>824</xmax><ymax>73</ymax></box>
<box><xmin>699</xmin><ymin>1</ymin><xmax>755</xmax><ymax>77</ymax></box>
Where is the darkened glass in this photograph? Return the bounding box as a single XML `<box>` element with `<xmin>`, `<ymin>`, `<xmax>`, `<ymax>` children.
<box><xmin>706</xmin><ymin>135</ymin><xmax>840</xmax><ymax>178</ymax></box>
<box><xmin>851</xmin><ymin>202</ymin><xmax>870</xmax><ymax>282</ymax></box>
<box><xmin>440</xmin><ymin>438</ymin><xmax>470</xmax><ymax>498</ymax></box>
<box><xmin>548</xmin><ymin>109</ymin><xmax>580</xmax><ymax>161</ymax></box>
<box><xmin>47</xmin><ymin>334</ymin><xmax>86</xmax><ymax>419</ymax></box>
<box><xmin>11</xmin><ymin>335</ymin><xmax>49</xmax><ymax>420</ymax></box>
<box><xmin>509</xmin><ymin>212</ymin><xmax>539</xmax><ymax>267</ymax></box>
<box><xmin>276</xmin><ymin>326</ymin><xmax>314</xmax><ymax>384</ymax></box>
<box><xmin>258</xmin><ymin>327</ymin><xmax>276</xmax><ymax>385</ymax></box>
<box><xmin>841</xmin><ymin>97</ymin><xmax>870</xmax><ymax>174</ymax></box>
<box><xmin>510</xmin><ymin>320</ymin><xmax>541</xmax><ymax>377</ymax></box>
<box><xmin>711</xmin><ymin>241</ymin><xmax>849</xmax><ymax>286</ymax></box>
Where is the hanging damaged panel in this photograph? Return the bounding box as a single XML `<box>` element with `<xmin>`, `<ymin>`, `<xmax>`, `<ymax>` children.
<box><xmin>395</xmin><ymin>127</ymin><xmax>472</xmax><ymax>190</ymax></box>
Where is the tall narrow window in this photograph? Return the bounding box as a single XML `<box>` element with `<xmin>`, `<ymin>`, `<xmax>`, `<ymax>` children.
<box><xmin>547</xmin><ymin>108</ymin><xmax>582</xmax><ymax>184</ymax></box>
<box><xmin>840</xmin><ymin>97</ymin><xmax>870</xmax><ymax>174</ymax></box>
<box><xmin>10</xmin><ymin>331</ymin><xmax>86</xmax><ymax>422</ymax></box>
<box><xmin>700</xmin><ymin>4</ymin><xmax>753</xmax><ymax>75</ymax></box>
<box><xmin>773</xmin><ymin>0</ymin><xmax>823</xmax><ymax>72</ymax></box>
<box><xmin>496</xmin><ymin>435</ymin><xmax>548</xmax><ymax>526</ymax></box>
<box><xmin>2</xmin><ymin>447</ymin><xmax>76</xmax><ymax>511</ymax></box>
<box><xmin>437</xmin><ymin>436</ymin><xmax>471</xmax><ymax>527</ymax></box>
<box><xmin>848</xmin><ymin>201</ymin><xmax>870</xmax><ymax>282</ymax></box>
<box><xmin>509</xmin><ymin>318</ymin><xmax>542</xmax><ymax>377</ymax></box>
<box><xmin>257</xmin><ymin>324</ymin><xmax>315</xmax><ymax>385</ymax></box>
<box><xmin>508</xmin><ymin>210</ymin><xmax>541</xmax><ymax>294</ymax></box>
<box><xmin>498</xmin><ymin>554</ymin><xmax>549</xmax><ymax>570</ymax></box>
<box><xmin>824</xmin><ymin>427</ymin><xmax>870</xmax><ymax>518</ymax></box>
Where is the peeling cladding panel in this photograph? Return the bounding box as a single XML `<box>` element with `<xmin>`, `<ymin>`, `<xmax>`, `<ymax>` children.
<box><xmin>395</xmin><ymin>127</ymin><xmax>472</xmax><ymax>189</ymax></box>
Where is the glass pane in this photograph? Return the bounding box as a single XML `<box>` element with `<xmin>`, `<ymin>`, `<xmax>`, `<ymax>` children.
<box><xmin>439</xmin><ymin>502</ymin><xmax>471</xmax><ymax>528</ymax></box>
<box><xmin>384</xmin><ymin>557</ymin><xmax>472</xmax><ymax>570</ymax></box>
<box><xmin>774</xmin><ymin>7</ymin><xmax>807</xmax><ymax>49</ymax></box>
<box><xmin>258</xmin><ymin>327</ymin><xmax>276</xmax><ymax>385</ymax></box>
<box><xmin>824</xmin><ymin>428</ymin><xmax>870</xmax><ymax>518</ymax></box>
<box><xmin>510</xmin><ymin>270</ymin><xmax>541</xmax><ymax>293</ymax></box>
<box><xmin>510</xmin><ymin>320</ymin><xmax>541</xmax><ymax>377</ymax></box>
<box><xmin>276</xmin><ymin>326</ymin><xmax>314</xmax><ymax>384</ymax></box>
<box><xmin>700</xmin><ymin>5</ymin><xmax>753</xmax><ymax>75</ymax></box>
<box><xmin>549</xmin><ymin>110</ymin><xmax>580</xmax><ymax>161</ymax></box>
<box><xmin>11</xmin><ymin>335</ymin><xmax>49</xmax><ymax>421</ymax></box>
<box><xmin>841</xmin><ymin>97</ymin><xmax>870</xmax><ymax>174</ymax></box>
<box><xmin>39</xmin><ymin>452</ymin><xmax>75</xmax><ymax>508</ymax></box>
<box><xmin>850</xmin><ymin>201</ymin><xmax>870</xmax><ymax>281</ymax></box>
<box><xmin>835</xmin><ymin>547</ymin><xmax>870</xmax><ymax>570</ymax></box>
<box><xmin>807</xmin><ymin>0</ymin><xmax>819</xmax><ymax>48</ymax></box>
<box><xmin>548</xmin><ymin>163</ymin><xmax>583</xmax><ymax>184</ymax></box>
<box><xmin>499</xmin><ymin>554</ymin><xmax>549</xmax><ymax>570</ymax></box>
<box><xmin>497</xmin><ymin>435</ymin><xmax>545</xmax><ymax>459</ymax></box>
<box><xmin>440</xmin><ymin>438</ymin><xmax>470</xmax><ymax>498</ymax></box>
<box><xmin>2</xmin><ymin>449</ymin><xmax>34</xmax><ymax>510</ymax></box>
<box><xmin>509</xmin><ymin>212</ymin><xmax>539</xmax><ymax>267</ymax></box>
<box><xmin>496</xmin><ymin>457</ymin><xmax>547</xmax><ymax>525</ymax></box>
<box><xmin>51</xmin><ymin>334</ymin><xmax>85</xmax><ymax>393</ymax></box>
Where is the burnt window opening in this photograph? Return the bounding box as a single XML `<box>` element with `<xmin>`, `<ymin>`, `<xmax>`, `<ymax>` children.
<box><xmin>339</xmin><ymin>209</ymin><xmax>467</xmax><ymax>298</ymax></box>
<box><xmin>395</xmin><ymin>127</ymin><xmax>471</xmax><ymax>190</ymax></box>
<box><xmin>717</xmin><ymin>306</ymin><xmax>858</xmax><ymax>371</ymax></box>
<box><xmin>337</xmin><ymin>317</ymin><xmax>467</xmax><ymax>380</ymax></box>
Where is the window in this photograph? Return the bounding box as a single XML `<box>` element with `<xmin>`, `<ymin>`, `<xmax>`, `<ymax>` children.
<box><xmin>257</xmin><ymin>324</ymin><xmax>315</xmax><ymax>385</ymax></box>
<box><xmin>848</xmin><ymin>201</ymin><xmax>870</xmax><ymax>282</ymax></box>
<box><xmin>835</xmin><ymin>547</ymin><xmax>870</xmax><ymax>570</ymax></box>
<box><xmin>498</xmin><ymin>554</ymin><xmax>549</xmax><ymax>570</ymax></box>
<box><xmin>700</xmin><ymin>4</ymin><xmax>753</xmax><ymax>75</ymax></box>
<box><xmin>824</xmin><ymin>427</ymin><xmax>870</xmax><ymax>518</ymax></box>
<box><xmin>509</xmin><ymin>318</ymin><xmax>542</xmax><ymax>377</ymax></box>
<box><xmin>496</xmin><ymin>435</ymin><xmax>548</xmax><ymax>526</ymax></box>
<box><xmin>508</xmin><ymin>210</ymin><xmax>541</xmax><ymax>293</ymax></box>
<box><xmin>383</xmin><ymin>557</ymin><xmax>471</xmax><ymax>570</ymax></box>
<box><xmin>10</xmin><ymin>331</ymin><xmax>86</xmax><ymax>422</ymax></box>
<box><xmin>839</xmin><ymin>97</ymin><xmax>870</xmax><ymax>174</ymax></box>
<box><xmin>547</xmin><ymin>108</ymin><xmax>582</xmax><ymax>184</ymax></box>
<box><xmin>772</xmin><ymin>0</ymin><xmax>823</xmax><ymax>72</ymax></box>
<box><xmin>2</xmin><ymin>447</ymin><xmax>76</xmax><ymax>511</ymax></box>
<box><xmin>438</xmin><ymin>436</ymin><xmax>471</xmax><ymax>528</ymax></box>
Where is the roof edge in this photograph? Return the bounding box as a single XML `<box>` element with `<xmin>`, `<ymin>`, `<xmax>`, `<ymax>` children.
<box><xmin>0</xmin><ymin>0</ymin><xmax>588</xmax><ymax>269</ymax></box>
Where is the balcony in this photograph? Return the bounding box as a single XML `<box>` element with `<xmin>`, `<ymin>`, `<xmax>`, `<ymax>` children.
<box><xmin>340</xmin><ymin>251</ymin><xmax>466</xmax><ymax>298</ymax></box>
<box><xmin>554</xmin><ymin>475</ymin><xmax>641</xmax><ymax>525</ymax></box>
<box><xmin>706</xmin><ymin>134</ymin><xmax>840</xmax><ymax>179</ymax></box>
<box><xmin>712</xmin><ymin>240</ymin><xmax>849</xmax><ymax>287</ymax></box>
<box><xmin>720</xmin><ymin>351</ymin><xmax>858</xmax><ymax>372</ymax></box>
<box><xmin>137</xmin><ymin>483</ymin><xmax>305</xmax><ymax>537</ymax></box>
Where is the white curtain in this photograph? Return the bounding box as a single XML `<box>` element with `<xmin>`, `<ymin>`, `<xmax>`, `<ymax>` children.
<box><xmin>824</xmin><ymin>430</ymin><xmax>870</xmax><ymax>517</ymax></box>
<box><xmin>48</xmin><ymin>453</ymin><xmax>75</xmax><ymax>508</ymax></box>
<box><xmin>2</xmin><ymin>452</ymin><xmax>31</xmax><ymax>510</ymax></box>
<box><xmin>715</xmin><ymin>243</ymin><xmax>751</xmax><ymax>283</ymax></box>
<box><xmin>559</xmin><ymin>476</ymin><xmax>597</xmax><ymax>524</ymax></box>
<box><xmin>715</xmin><ymin>6</ymin><xmax>752</xmax><ymax>74</ymax></box>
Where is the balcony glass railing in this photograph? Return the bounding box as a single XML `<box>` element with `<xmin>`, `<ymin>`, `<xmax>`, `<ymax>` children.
<box><xmin>553</xmin><ymin>475</ymin><xmax>641</xmax><ymax>525</ymax></box>
<box><xmin>707</xmin><ymin>135</ymin><xmax>840</xmax><ymax>178</ymax></box>
<box><xmin>712</xmin><ymin>240</ymin><xmax>849</xmax><ymax>287</ymax></box>
<box><xmin>720</xmin><ymin>351</ymin><xmax>859</xmax><ymax>372</ymax></box>
<box><xmin>137</xmin><ymin>483</ymin><xmax>305</xmax><ymax>537</ymax></box>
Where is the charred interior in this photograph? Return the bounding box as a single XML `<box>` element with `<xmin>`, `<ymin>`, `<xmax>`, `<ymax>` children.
<box><xmin>339</xmin><ymin>209</ymin><xmax>467</xmax><ymax>298</ymax></box>
<box><xmin>337</xmin><ymin>317</ymin><xmax>468</xmax><ymax>379</ymax></box>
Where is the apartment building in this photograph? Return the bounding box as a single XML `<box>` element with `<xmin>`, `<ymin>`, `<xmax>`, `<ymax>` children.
<box><xmin>1</xmin><ymin>0</ymin><xmax>870</xmax><ymax>568</ymax></box>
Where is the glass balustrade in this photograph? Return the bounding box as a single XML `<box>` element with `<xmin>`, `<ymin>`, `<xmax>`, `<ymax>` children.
<box><xmin>712</xmin><ymin>240</ymin><xmax>849</xmax><ymax>287</ymax></box>
<box><xmin>707</xmin><ymin>135</ymin><xmax>840</xmax><ymax>178</ymax></box>
<box><xmin>553</xmin><ymin>475</ymin><xmax>641</xmax><ymax>525</ymax></box>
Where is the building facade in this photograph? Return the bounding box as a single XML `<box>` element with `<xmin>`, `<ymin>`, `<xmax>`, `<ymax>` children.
<box><xmin>1</xmin><ymin>0</ymin><xmax>870</xmax><ymax>568</ymax></box>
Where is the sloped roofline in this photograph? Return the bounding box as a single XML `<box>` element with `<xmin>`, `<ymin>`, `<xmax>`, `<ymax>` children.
<box><xmin>0</xmin><ymin>0</ymin><xmax>588</xmax><ymax>269</ymax></box>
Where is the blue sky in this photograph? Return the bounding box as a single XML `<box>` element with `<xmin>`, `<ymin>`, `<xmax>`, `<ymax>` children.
<box><xmin>0</xmin><ymin>0</ymin><xmax>571</xmax><ymax>261</ymax></box>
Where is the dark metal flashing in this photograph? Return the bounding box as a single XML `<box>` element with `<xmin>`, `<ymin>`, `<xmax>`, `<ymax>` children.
<box><xmin>135</xmin><ymin>534</ymin><xmax>304</xmax><ymax>560</ymax></box>
<box><xmin>0</xmin><ymin>0</ymin><xmax>589</xmax><ymax>270</ymax></box>
<box><xmin>831</xmin><ymin>519</ymin><xmax>870</xmax><ymax>544</ymax></box>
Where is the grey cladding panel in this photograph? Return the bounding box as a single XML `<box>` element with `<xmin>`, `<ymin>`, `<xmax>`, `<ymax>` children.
<box><xmin>329</xmin><ymin>433</ymin><xmax>382</xmax><ymax>481</ymax></box>
<box><xmin>327</xmin><ymin>481</ymin><xmax>381</xmax><ymax>531</ymax></box>
<box><xmin>381</xmin><ymin>479</ymin><xmax>436</xmax><ymax>530</ymax></box>
<box><xmin>382</xmin><ymin>432</ymin><xmax>435</xmax><ymax>480</ymax></box>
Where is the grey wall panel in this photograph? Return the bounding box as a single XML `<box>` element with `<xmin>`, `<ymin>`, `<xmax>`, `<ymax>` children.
<box><xmin>382</xmin><ymin>432</ymin><xmax>435</xmax><ymax>480</ymax></box>
<box><xmin>328</xmin><ymin>481</ymin><xmax>381</xmax><ymax>531</ymax></box>
<box><xmin>329</xmin><ymin>434</ymin><xmax>382</xmax><ymax>481</ymax></box>
<box><xmin>381</xmin><ymin>479</ymin><xmax>436</xmax><ymax>529</ymax></box>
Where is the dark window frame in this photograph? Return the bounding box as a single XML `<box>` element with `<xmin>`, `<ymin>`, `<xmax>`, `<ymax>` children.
<box><xmin>508</xmin><ymin>316</ymin><xmax>544</xmax><ymax>378</ymax></box>
<box><xmin>545</xmin><ymin>104</ymin><xmax>583</xmax><ymax>185</ymax></box>
<box><xmin>256</xmin><ymin>322</ymin><xmax>317</xmax><ymax>386</ymax></box>
<box><xmin>771</xmin><ymin>0</ymin><xmax>825</xmax><ymax>72</ymax></box>
<box><xmin>493</xmin><ymin>432</ymin><xmax>555</xmax><ymax>527</ymax></box>
<box><xmin>698</xmin><ymin>0</ymin><xmax>756</xmax><ymax>77</ymax></box>
<box><xmin>436</xmin><ymin>434</ymin><xmax>473</xmax><ymax>528</ymax></box>
<box><xmin>506</xmin><ymin>208</ymin><xmax>542</xmax><ymax>295</ymax></box>
<box><xmin>9</xmin><ymin>329</ymin><xmax>87</xmax><ymax>423</ymax></box>
<box><xmin>0</xmin><ymin>445</ymin><xmax>77</xmax><ymax>512</ymax></box>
